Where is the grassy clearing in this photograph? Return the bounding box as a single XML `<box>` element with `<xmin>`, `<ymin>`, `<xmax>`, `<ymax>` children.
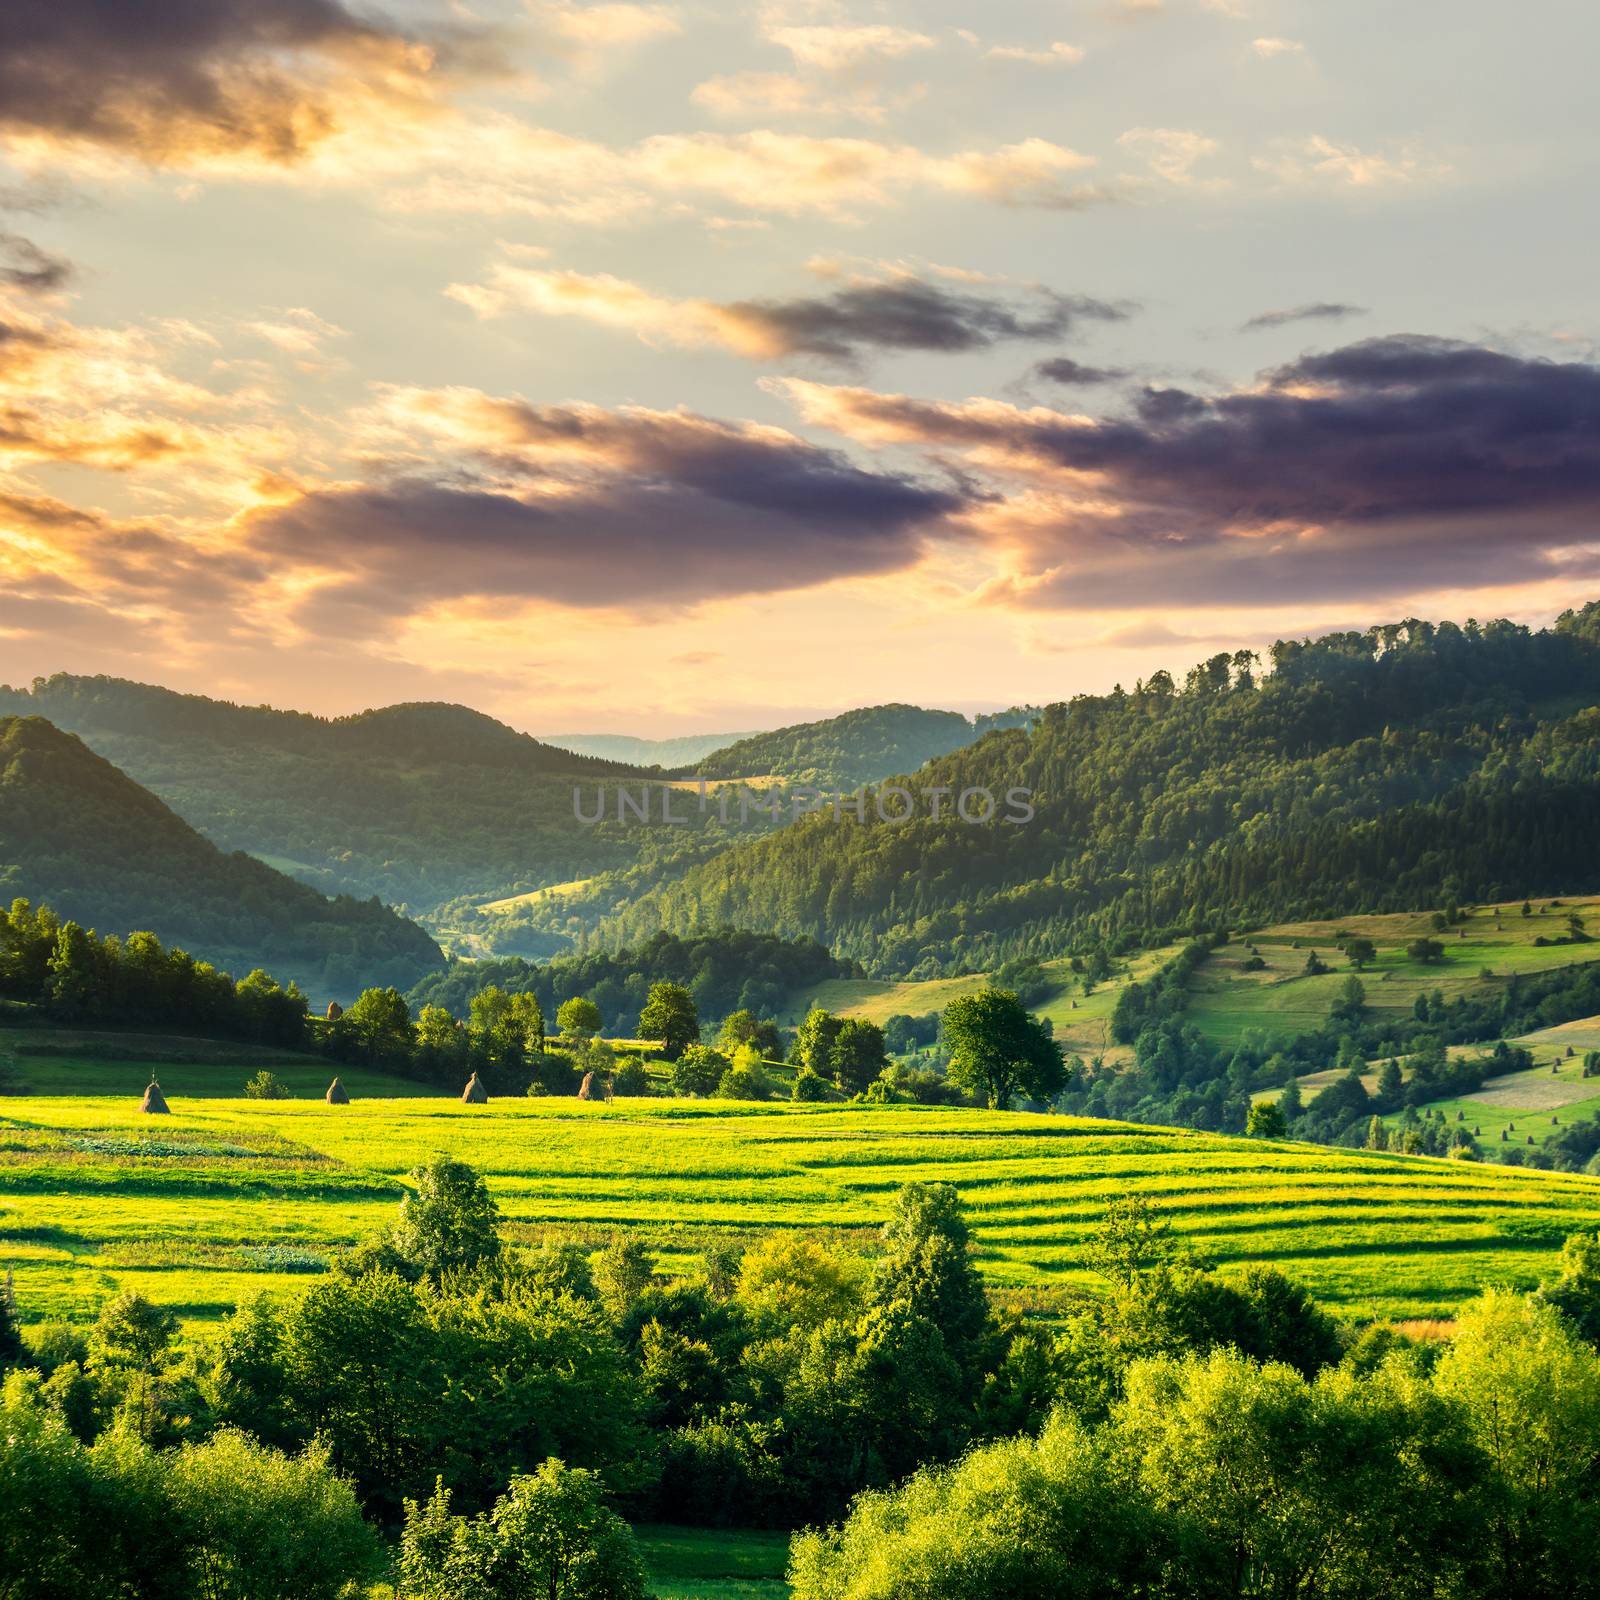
<box><xmin>6</xmin><ymin>1096</ymin><xmax>1600</xmax><ymax>1327</ymax></box>
<box><xmin>634</xmin><ymin>1525</ymin><xmax>790</xmax><ymax>1600</ymax></box>
<box><xmin>0</xmin><ymin>1025</ymin><xmax>437</xmax><ymax>1100</ymax></box>
<box><xmin>1189</xmin><ymin>897</ymin><xmax>1600</xmax><ymax>1046</ymax></box>
<box><xmin>478</xmin><ymin>879</ymin><xmax>597</xmax><ymax>914</ymax></box>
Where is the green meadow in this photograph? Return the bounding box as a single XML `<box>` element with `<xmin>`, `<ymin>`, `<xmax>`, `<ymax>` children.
<box><xmin>7</xmin><ymin>1094</ymin><xmax>1600</xmax><ymax>1330</ymax></box>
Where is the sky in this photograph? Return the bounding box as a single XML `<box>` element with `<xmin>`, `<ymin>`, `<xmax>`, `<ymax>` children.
<box><xmin>1</xmin><ymin>0</ymin><xmax>1598</xmax><ymax>735</ymax></box>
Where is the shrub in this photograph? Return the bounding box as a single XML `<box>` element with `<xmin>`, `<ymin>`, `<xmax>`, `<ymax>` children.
<box><xmin>792</xmin><ymin>1068</ymin><xmax>830</xmax><ymax>1102</ymax></box>
<box><xmin>244</xmin><ymin>1071</ymin><xmax>291</xmax><ymax>1100</ymax></box>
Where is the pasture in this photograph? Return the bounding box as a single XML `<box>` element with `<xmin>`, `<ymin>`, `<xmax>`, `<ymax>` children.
<box><xmin>1187</xmin><ymin>897</ymin><xmax>1600</xmax><ymax>1045</ymax></box>
<box><xmin>5</xmin><ymin>1095</ymin><xmax>1600</xmax><ymax>1330</ymax></box>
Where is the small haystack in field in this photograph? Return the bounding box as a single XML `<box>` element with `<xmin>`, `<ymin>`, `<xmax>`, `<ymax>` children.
<box><xmin>578</xmin><ymin>1071</ymin><xmax>594</xmax><ymax>1101</ymax></box>
<box><xmin>140</xmin><ymin>1079</ymin><xmax>171</xmax><ymax>1115</ymax></box>
<box><xmin>461</xmin><ymin>1072</ymin><xmax>488</xmax><ymax>1104</ymax></box>
<box><xmin>326</xmin><ymin>1078</ymin><xmax>350</xmax><ymax>1105</ymax></box>
<box><xmin>327</xmin><ymin>1000</ymin><xmax>344</xmax><ymax>1021</ymax></box>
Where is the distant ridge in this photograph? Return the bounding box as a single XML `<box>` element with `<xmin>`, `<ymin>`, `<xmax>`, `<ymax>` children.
<box><xmin>0</xmin><ymin>714</ymin><xmax>443</xmax><ymax>996</ymax></box>
<box><xmin>542</xmin><ymin>730</ymin><xmax>764</xmax><ymax>767</ymax></box>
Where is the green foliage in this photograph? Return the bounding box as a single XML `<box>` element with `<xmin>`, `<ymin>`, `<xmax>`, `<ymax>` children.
<box><xmin>639</xmin><ymin>982</ymin><xmax>699</xmax><ymax>1061</ymax></box>
<box><xmin>828</xmin><ymin>1018</ymin><xmax>886</xmax><ymax>1095</ymax></box>
<box><xmin>791</xmin><ymin>1067</ymin><xmax>830</xmax><ymax>1101</ymax></box>
<box><xmin>717</xmin><ymin>1008</ymin><xmax>783</xmax><ymax>1057</ymax></box>
<box><xmin>0</xmin><ymin>715</ymin><xmax>442</xmax><ymax>994</ymax></box>
<box><xmin>671</xmin><ymin>1045</ymin><xmax>727</xmax><ymax>1097</ymax></box>
<box><xmin>1533</xmin><ymin>1229</ymin><xmax>1600</xmax><ymax>1344</ymax></box>
<box><xmin>244</xmin><ymin>1069</ymin><xmax>291</xmax><ymax>1100</ymax></box>
<box><xmin>400</xmin><ymin>1461</ymin><xmax>648</xmax><ymax>1600</ymax></box>
<box><xmin>793</xmin><ymin>1007</ymin><xmax>843</xmax><ymax>1073</ymax></box>
<box><xmin>1344</xmin><ymin>936</ymin><xmax>1377</xmax><ymax>968</ymax></box>
<box><xmin>942</xmin><ymin>988</ymin><xmax>1065</xmax><ymax>1108</ymax></box>
<box><xmin>1246</xmin><ymin>1101</ymin><xmax>1286</xmax><ymax>1138</ymax></box>
<box><xmin>557</xmin><ymin>996</ymin><xmax>603</xmax><ymax>1040</ymax></box>
<box><xmin>393</xmin><ymin>1157</ymin><xmax>504</xmax><ymax>1278</ymax></box>
<box><xmin>717</xmin><ymin>1054</ymin><xmax>773</xmax><ymax>1102</ymax></box>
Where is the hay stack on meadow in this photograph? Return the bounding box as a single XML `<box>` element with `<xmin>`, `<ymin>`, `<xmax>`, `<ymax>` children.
<box><xmin>578</xmin><ymin>1071</ymin><xmax>594</xmax><ymax>1101</ymax></box>
<box><xmin>326</xmin><ymin>1077</ymin><xmax>350</xmax><ymax>1105</ymax></box>
<box><xmin>461</xmin><ymin>1072</ymin><xmax>488</xmax><ymax>1104</ymax></box>
<box><xmin>140</xmin><ymin>1079</ymin><xmax>171</xmax><ymax>1115</ymax></box>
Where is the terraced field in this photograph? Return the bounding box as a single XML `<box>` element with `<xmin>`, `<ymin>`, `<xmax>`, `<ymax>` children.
<box><xmin>6</xmin><ymin>1096</ymin><xmax>1599</xmax><ymax>1330</ymax></box>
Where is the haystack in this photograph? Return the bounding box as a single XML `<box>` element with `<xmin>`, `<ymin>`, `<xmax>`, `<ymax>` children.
<box><xmin>140</xmin><ymin>1078</ymin><xmax>171</xmax><ymax>1115</ymax></box>
<box><xmin>326</xmin><ymin>1077</ymin><xmax>350</xmax><ymax>1105</ymax></box>
<box><xmin>578</xmin><ymin>1071</ymin><xmax>594</xmax><ymax>1101</ymax></box>
<box><xmin>326</xmin><ymin>1000</ymin><xmax>344</xmax><ymax>1021</ymax></box>
<box><xmin>461</xmin><ymin>1072</ymin><xmax>489</xmax><ymax>1104</ymax></box>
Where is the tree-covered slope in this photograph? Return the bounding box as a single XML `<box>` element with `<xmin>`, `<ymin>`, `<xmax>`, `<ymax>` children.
<box><xmin>541</xmin><ymin>729</ymin><xmax>763</xmax><ymax>766</ymax></box>
<box><xmin>0</xmin><ymin>716</ymin><xmax>443</xmax><ymax>996</ymax></box>
<box><xmin>0</xmin><ymin>675</ymin><xmax>741</xmax><ymax>915</ymax></box>
<box><xmin>600</xmin><ymin>606</ymin><xmax>1600</xmax><ymax>977</ymax></box>
<box><xmin>689</xmin><ymin>703</ymin><xmax>1034</xmax><ymax>788</ymax></box>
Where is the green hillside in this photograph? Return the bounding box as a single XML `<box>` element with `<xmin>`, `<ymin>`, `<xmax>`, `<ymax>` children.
<box><xmin>0</xmin><ymin>675</ymin><xmax>749</xmax><ymax>921</ymax></box>
<box><xmin>7</xmin><ymin>1096</ymin><xmax>1599</xmax><ymax>1326</ymax></box>
<box><xmin>543</xmin><ymin>730</ymin><xmax>764</xmax><ymax>766</ymax></box>
<box><xmin>689</xmin><ymin>704</ymin><xmax>1032</xmax><ymax>788</ymax></box>
<box><xmin>599</xmin><ymin>607</ymin><xmax>1600</xmax><ymax>976</ymax></box>
<box><xmin>0</xmin><ymin>716</ymin><xmax>443</xmax><ymax>997</ymax></box>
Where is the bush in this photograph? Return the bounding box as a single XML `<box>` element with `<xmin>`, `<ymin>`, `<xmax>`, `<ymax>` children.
<box><xmin>670</xmin><ymin>1045</ymin><xmax>727</xmax><ymax>1097</ymax></box>
<box><xmin>611</xmin><ymin>1057</ymin><xmax>653</xmax><ymax>1096</ymax></box>
<box><xmin>526</xmin><ymin>1050</ymin><xmax>579</xmax><ymax>1097</ymax></box>
<box><xmin>244</xmin><ymin>1071</ymin><xmax>291</xmax><ymax>1100</ymax></box>
<box><xmin>792</xmin><ymin>1068</ymin><xmax>830</xmax><ymax>1102</ymax></box>
<box><xmin>717</xmin><ymin>1061</ymin><xmax>772</xmax><ymax>1101</ymax></box>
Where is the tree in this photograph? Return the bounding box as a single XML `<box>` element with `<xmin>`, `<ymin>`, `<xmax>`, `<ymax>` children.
<box><xmin>168</xmin><ymin>1430</ymin><xmax>381</xmax><ymax>1600</ymax></box>
<box><xmin>638</xmin><ymin>982</ymin><xmax>699</xmax><ymax>1061</ymax></box>
<box><xmin>670</xmin><ymin>1044</ymin><xmax>726</xmax><ymax>1097</ymax></box>
<box><xmin>830</xmin><ymin>1018</ymin><xmax>888</xmax><ymax>1095</ymax></box>
<box><xmin>1406</xmin><ymin>938</ymin><xmax>1446</xmax><ymax>963</ymax></box>
<box><xmin>0</xmin><ymin>1272</ymin><xmax>22</xmax><ymax>1369</ymax></box>
<box><xmin>87</xmin><ymin>1290</ymin><xmax>179</xmax><ymax>1440</ymax></box>
<box><xmin>737</xmin><ymin>1235</ymin><xmax>866</xmax><ymax>1339</ymax></box>
<box><xmin>244</xmin><ymin>1070</ymin><xmax>291</xmax><ymax>1100</ymax></box>
<box><xmin>557</xmin><ymin>997</ymin><xmax>603</xmax><ymax>1041</ymax></box>
<box><xmin>345</xmin><ymin>986</ymin><xmax>413</xmax><ymax>1060</ymax></box>
<box><xmin>400</xmin><ymin>1461</ymin><xmax>648</xmax><ymax>1600</ymax></box>
<box><xmin>392</xmin><ymin>1158</ymin><xmax>503</xmax><ymax>1278</ymax></box>
<box><xmin>1246</xmin><ymin>1101</ymin><xmax>1286</xmax><ymax>1139</ymax></box>
<box><xmin>469</xmin><ymin>988</ymin><xmax>545</xmax><ymax>1076</ymax></box>
<box><xmin>1535</xmin><ymin>1231</ymin><xmax>1600</xmax><ymax>1345</ymax></box>
<box><xmin>1344</xmin><ymin>937</ymin><xmax>1377</xmax><ymax>970</ymax></box>
<box><xmin>593</xmin><ymin>1237</ymin><xmax>655</xmax><ymax>1318</ymax></box>
<box><xmin>794</xmin><ymin>1007</ymin><xmax>843</xmax><ymax>1074</ymax></box>
<box><xmin>718</xmin><ymin>1009</ymin><xmax>782</xmax><ymax>1057</ymax></box>
<box><xmin>942</xmin><ymin>989</ymin><xmax>1065</xmax><ymax>1109</ymax></box>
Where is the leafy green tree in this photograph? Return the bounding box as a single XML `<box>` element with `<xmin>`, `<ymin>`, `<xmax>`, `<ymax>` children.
<box><xmin>830</xmin><ymin>1018</ymin><xmax>888</xmax><ymax>1095</ymax></box>
<box><xmin>393</xmin><ymin>1158</ymin><xmax>503</xmax><ymax>1279</ymax></box>
<box><xmin>244</xmin><ymin>1069</ymin><xmax>291</xmax><ymax>1100</ymax></box>
<box><xmin>789</xmin><ymin>1411</ymin><xmax>1164</xmax><ymax>1600</ymax></box>
<box><xmin>717</xmin><ymin>1054</ymin><xmax>772</xmax><ymax>1101</ymax></box>
<box><xmin>718</xmin><ymin>1009</ymin><xmax>782</xmax><ymax>1057</ymax></box>
<box><xmin>345</xmin><ymin>986</ymin><xmax>414</xmax><ymax>1059</ymax></box>
<box><xmin>737</xmin><ymin>1236</ymin><xmax>865</xmax><ymax>1340</ymax></box>
<box><xmin>0</xmin><ymin>1272</ymin><xmax>21</xmax><ymax>1369</ymax></box>
<box><xmin>1534</xmin><ymin>1230</ymin><xmax>1600</xmax><ymax>1344</ymax></box>
<box><xmin>593</xmin><ymin>1238</ymin><xmax>655</xmax><ymax>1319</ymax></box>
<box><xmin>1085</xmin><ymin>1195</ymin><xmax>1175</xmax><ymax>1290</ymax></box>
<box><xmin>1344</xmin><ymin>937</ymin><xmax>1377</xmax><ymax>969</ymax></box>
<box><xmin>557</xmin><ymin>997</ymin><xmax>603</xmax><ymax>1041</ymax></box>
<box><xmin>638</xmin><ymin>982</ymin><xmax>699</xmax><ymax>1060</ymax></box>
<box><xmin>87</xmin><ymin>1289</ymin><xmax>179</xmax><ymax>1441</ymax></box>
<box><xmin>168</xmin><ymin>1430</ymin><xmax>381</xmax><ymax>1600</ymax></box>
<box><xmin>1246</xmin><ymin>1101</ymin><xmax>1286</xmax><ymax>1138</ymax></box>
<box><xmin>792</xmin><ymin>1067</ymin><xmax>829</xmax><ymax>1102</ymax></box>
<box><xmin>669</xmin><ymin>1044</ymin><xmax>725</xmax><ymax>1097</ymax></box>
<box><xmin>1433</xmin><ymin>1289</ymin><xmax>1600</xmax><ymax>1593</ymax></box>
<box><xmin>1406</xmin><ymin>937</ymin><xmax>1446</xmax><ymax>963</ymax></box>
<box><xmin>400</xmin><ymin>1461</ymin><xmax>648</xmax><ymax>1600</ymax></box>
<box><xmin>469</xmin><ymin>988</ymin><xmax>545</xmax><ymax>1077</ymax></box>
<box><xmin>942</xmin><ymin>989</ymin><xmax>1064</xmax><ymax>1108</ymax></box>
<box><xmin>794</xmin><ymin>1007</ymin><xmax>843</xmax><ymax>1073</ymax></box>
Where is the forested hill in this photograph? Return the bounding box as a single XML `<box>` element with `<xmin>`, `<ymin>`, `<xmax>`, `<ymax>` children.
<box><xmin>0</xmin><ymin>675</ymin><xmax>726</xmax><ymax>914</ymax></box>
<box><xmin>0</xmin><ymin>715</ymin><xmax>444</xmax><ymax>997</ymax></box>
<box><xmin>542</xmin><ymin>729</ymin><xmax>763</xmax><ymax>766</ymax></box>
<box><xmin>600</xmin><ymin>606</ymin><xmax>1600</xmax><ymax>977</ymax></box>
<box><xmin>689</xmin><ymin>703</ymin><xmax>1035</xmax><ymax>788</ymax></box>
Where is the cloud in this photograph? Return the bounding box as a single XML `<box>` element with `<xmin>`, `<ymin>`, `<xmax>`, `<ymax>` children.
<box><xmin>1255</xmin><ymin>135</ymin><xmax>1449</xmax><ymax>188</ymax></box>
<box><xmin>776</xmin><ymin>335</ymin><xmax>1600</xmax><ymax>610</ymax></box>
<box><xmin>1251</xmin><ymin>36</ymin><xmax>1305</xmax><ymax>57</ymax></box>
<box><xmin>0</xmin><ymin>0</ymin><xmax>497</xmax><ymax>168</ymax></box>
<box><xmin>1241</xmin><ymin>302</ymin><xmax>1367</xmax><ymax>332</ymax></box>
<box><xmin>1117</xmin><ymin>127</ymin><xmax>1220</xmax><ymax>184</ymax></box>
<box><xmin>765</xmin><ymin>24</ymin><xmax>936</xmax><ymax>71</ymax></box>
<box><xmin>240</xmin><ymin>389</ymin><xmax>970</xmax><ymax>622</ymax></box>
<box><xmin>984</xmin><ymin>42</ymin><xmax>1085</xmax><ymax>66</ymax></box>
<box><xmin>691</xmin><ymin>71</ymin><xmax>892</xmax><ymax>123</ymax></box>
<box><xmin>1033</xmin><ymin>356</ymin><xmax>1130</xmax><ymax>385</ymax></box>
<box><xmin>533</xmin><ymin>3</ymin><xmax>681</xmax><ymax>50</ymax></box>
<box><xmin>0</xmin><ymin>233</ymin><xmax>72</xmax><ymax>293</ymax></box>
<box><xmin>449</xmin><ymin>261</ymin><xmax>1131</xmax><ymax>363</ymax></box>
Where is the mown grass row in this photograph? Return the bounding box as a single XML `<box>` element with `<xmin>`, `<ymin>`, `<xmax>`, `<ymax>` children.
<box><xmin>5</xmin><ymin>1096</ymin><xmax>1600</xmax><ymax>1326</ymax></box>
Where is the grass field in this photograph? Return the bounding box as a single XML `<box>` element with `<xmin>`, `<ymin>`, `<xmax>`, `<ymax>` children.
<box><xmin>1187</xmin><ymin>897</ymin><xmax>1600</xmax><ymax>1045</ymax></box>
<box><xmin>6</xmin><ymin>1096</ymin><xmax>1600</xmax><ymax>1329</ymax></box>
<box><xmin>635</xmin><ymin>1526</ymin><xmax>790</xmax><ymax>1600</ymax></box>
<box><xmin>790</xmin><ymin>944</ymin><xmax>1182</xmax><ymax>1065</ymax></box>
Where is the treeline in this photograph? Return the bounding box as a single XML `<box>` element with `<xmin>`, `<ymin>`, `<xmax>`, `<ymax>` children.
<box><xmin>408</xmin><ymin>929</ymin><xmax>855</xmax><ymax>1034</ymax></box>
<box><xmin>7</xmin><ymin>1180</ymin><xmax>1600</xmax><ymax>1598</ymax></box>
<box><xmin>0</xmin><ymin>715</ymin><xmax>443</xmax><ymax>993</ymax></box>
<box><xmin>598</xmin><ymin>605</ymin><xmax>1600</xmax><ymax>976</ymax></box>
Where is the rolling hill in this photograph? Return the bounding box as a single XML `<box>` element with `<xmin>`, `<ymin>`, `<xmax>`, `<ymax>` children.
<box><xmin>0</xmin><ymin>715</ymin><xmax>443</xmax><ymax>997</ymax></box>
<box><xmin>542</xmin><ymin>730</ymin><xmax>763</xmax><ymax>766</ymax></box>
<box><xmin>598</xmin><ymin>607</ymin><xmax>1600</xmax><ymax>976</ymax></box>
<box><xmin>689</xmin><ymin>703</ymin><xmax>1034</xmax><ymax>788</ymax></box>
